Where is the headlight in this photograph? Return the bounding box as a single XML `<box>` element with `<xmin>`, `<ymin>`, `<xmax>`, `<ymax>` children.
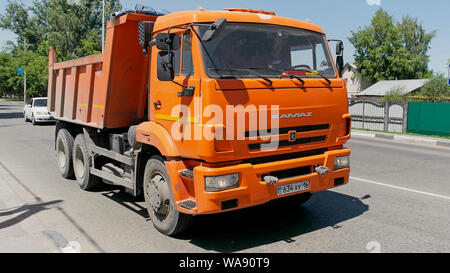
<box><xmin>205</xmin><ymin>173</ymin><xmax>239</xmax><ymax>192</ymax></box>
<box><xmin>334</xmin><ymin>156</ymin><xmax>350</xmax><ymax>170</ymax></box>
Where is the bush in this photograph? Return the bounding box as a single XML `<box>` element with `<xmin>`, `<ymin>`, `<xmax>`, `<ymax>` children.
<box><xmin>381</xmin><ymin>87</ymin><xmax>409</xmax><ymax>105</ymax></box>
<box><xmin>416</xmin><ymin>74</ymin><xmax>450</xmax><ymax>102</ymax></box>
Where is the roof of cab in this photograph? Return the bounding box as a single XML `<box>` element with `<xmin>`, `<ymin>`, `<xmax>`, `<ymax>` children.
<box><xmin>153</xmin><ymin>10</ymin><xmax>324</xmax><ymax>34</ymax></box>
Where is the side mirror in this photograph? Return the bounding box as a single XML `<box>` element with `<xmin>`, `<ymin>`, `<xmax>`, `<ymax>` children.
<box><xmin>201</xmin><ymin>18</ymin><xmax>227</xmax><ymax>42</ymax></box>
<box><xmin>330</xmin><ymin>40</ymin><xmax>344</xmax><ymax>77</ymax></box>
<box><xmin>336</xmin><ymin>42</ymin><xmax>344</xmax><ymax>56</ymax></box>
<box><xmin>157</xmin><ymin>50</ymin><xmax>175</xmax><ymax>81</ymax></box>
<box><xmin>336</xmin><ymin>55</ymin><xmax>344</xmax><ymax>77</ymax></box>
<box><xmin>154</xmin><ymin>33</ymin><xmax>181</xmax><ymax>50</ymax></box>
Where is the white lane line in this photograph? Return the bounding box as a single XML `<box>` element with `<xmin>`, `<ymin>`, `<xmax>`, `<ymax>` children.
<box><xmin>350</xmin><ymin>176</ymin><xmax>450</xmax><ymax>201</ymax></box>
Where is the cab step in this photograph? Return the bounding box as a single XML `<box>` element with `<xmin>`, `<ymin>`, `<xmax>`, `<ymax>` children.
<box><xmin>179</xmin><ymin>169</ymin><xmax>193</xmax><ymax>179</ymax></box>
<box><xmin>177</xmin><ymin>199</ymin><xmax>196</xmax><ymax>210</ymax></box>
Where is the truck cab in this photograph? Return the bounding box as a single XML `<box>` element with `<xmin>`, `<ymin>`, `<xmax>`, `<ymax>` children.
<box><xmin>48</xmin><ymin>6</ymin><xmax>351</xmax><ymax>236</ymax></box>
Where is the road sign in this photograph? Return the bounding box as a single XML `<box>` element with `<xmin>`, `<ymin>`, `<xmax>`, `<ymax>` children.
<box><xmin>448</xmin><ymin>64</ymin><xmax>450</xmax><ymax>86</ymax></box>
<box><xmin>17</xmin><ymin>65</ymin><xmax>24</xmax><ymax>76</ymax></box>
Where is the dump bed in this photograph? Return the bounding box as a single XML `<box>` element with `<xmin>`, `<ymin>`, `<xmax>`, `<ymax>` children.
<box><xmin>48</xmin><ymin>13</ymin><xmax>156</xmax><ymax>129</ymax></box>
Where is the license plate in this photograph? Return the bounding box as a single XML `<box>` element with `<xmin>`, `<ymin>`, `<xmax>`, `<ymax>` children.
<box><xmin>277</xmin><ymin>181</ymin><xmax>310</xmax><ymax>196</ymax></box>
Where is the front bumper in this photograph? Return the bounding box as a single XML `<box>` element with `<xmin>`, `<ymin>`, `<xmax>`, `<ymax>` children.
<box><xmin>34</xmin><ymin>115</ymin><xmax>55</xmax><ymax>122</ymax></box>
<box><xmin>174</xmin><ymin>149</ymin><xmax>350</xmax><ymax>215</ymax></box>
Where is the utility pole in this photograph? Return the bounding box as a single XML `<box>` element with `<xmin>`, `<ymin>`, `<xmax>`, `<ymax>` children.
<box><xmin>23</xmin><ymin>38</ymin><xmax>27</xmax><ymax>103</ymax></box>
<box><xmin>24</xmin><ymin>70</ymin><xmax>27</xmax><ymax>103</ymax></box>
<box><xmin>102</xmin><ymin>0</ymin><xmax>105</xmax><ymax>53</ymax></box>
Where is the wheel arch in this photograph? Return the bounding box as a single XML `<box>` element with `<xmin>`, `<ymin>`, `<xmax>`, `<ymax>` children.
<box><xmin>135</xmin><ymin>144</ymin><xmax>165</xmax><ymax>196</ymax></box>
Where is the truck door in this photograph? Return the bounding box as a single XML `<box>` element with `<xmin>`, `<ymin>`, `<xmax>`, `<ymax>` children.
<box><xmin>150</xmin><ymin>29</ymin><xmax>201</xmax><ymax>141</ymax></box>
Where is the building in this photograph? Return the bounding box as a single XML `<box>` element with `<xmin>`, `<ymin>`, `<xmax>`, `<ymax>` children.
<box><xmin>355</xmin><ymin>79</ymin><xmax>429</xmax><ymax>101</ymax></box>
<box><xmin>341</xmin><ymin>63</ymin><xmax>371</xmax><ymax>98</ymax></box>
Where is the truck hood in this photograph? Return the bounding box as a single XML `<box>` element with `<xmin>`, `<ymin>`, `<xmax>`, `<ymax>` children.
<box><xmin>195</xmin><ymin>78</ymin><xmax>351</xmax><ymax>163</ymax></box>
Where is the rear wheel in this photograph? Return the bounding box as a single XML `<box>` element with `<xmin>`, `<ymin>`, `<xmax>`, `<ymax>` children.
<box><xmin>56</xmin><ymin>129</ymin><xmax>74</xmax><ymax>179</ymax></box>
<box><xmin>72</xmin><ymin>134</ymin><xmax>100</xmax><ymax>190</ymax></box>
<box><xmin>143</xmin><ymin>155</ymin><xmax>193</xmax><ymax>236</ymax></box>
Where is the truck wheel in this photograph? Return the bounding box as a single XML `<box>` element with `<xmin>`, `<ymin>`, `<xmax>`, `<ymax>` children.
<box><xmin>56</xmin><ymin>129</ymin><xmax>75</xmax><ymax>179</ymax></box>
<box><xmin>143</xmin><ymin>155</ymin><xmax>193</xmax><ymax>236</ymax></box>
<box><xmin>24</xmin><ymin>113</ymin><xmax>29</xmax><ymax>122</ymax></box>
<box><xmin>72</xmin><ymin>134</ymin><xmax>100</xmax><ymax>190</ymax></box>
<box><xmin>32</xmin><ymin>115</ymin><xmax>37</xmax><ymax>125</ymax></box>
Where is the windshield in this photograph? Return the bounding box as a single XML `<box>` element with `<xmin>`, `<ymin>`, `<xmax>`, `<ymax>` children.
<box><xmin>198</xmin><ymin>23</ymin><xmax>336</xmax><ymax>79</ymax></box>
<box><xmin>33</xmin><ymin>99</ymin><xmax>47</xmax><ymax>107</ymax></box>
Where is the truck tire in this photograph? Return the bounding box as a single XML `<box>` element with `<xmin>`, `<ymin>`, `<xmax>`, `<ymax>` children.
<box><xmin>31</xmin><ymin>114</ymin><xmax>37</xmax><ymax>125</ymax></box>
<box><xmin>143</xmin><ymin>155</ymin><xmax>193</xmax><ymax>236</ymax></box>
<box><xmin>56</xmin><ymin>129</ymin><xmax>75</xmax><ymax>179</ymax></box>
<box><xmin>72</xmin><ymin>134</ymin><xmax>100</xmax><ymax>190</ymax></box>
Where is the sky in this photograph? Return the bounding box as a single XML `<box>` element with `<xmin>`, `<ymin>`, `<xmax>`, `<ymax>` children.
<box><xmin>1</xmin><ymin>0</ymin><xmax>449</xmax><ymax>75</ymax></box>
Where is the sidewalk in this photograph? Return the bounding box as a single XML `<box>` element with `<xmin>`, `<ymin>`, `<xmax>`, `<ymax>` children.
<box><xmin>0</xmin><ymin>161</ymin><xmax>59</xmax><ymax>252</ymax></box>
<box><xmin>351</xmin><ymin>129</ymin><xmax>450</xmax><ymax>148</ymax></box>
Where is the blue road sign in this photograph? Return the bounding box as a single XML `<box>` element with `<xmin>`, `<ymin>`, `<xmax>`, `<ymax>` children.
<box><xmin>17</xmin><ymin>65</ymin><xmax>24</xmax><ymax>76</ymax></box>
<box><xmin>448</xmin><ymin>64</ymin><xmax>450</xmax><ymax>86</ymax></box>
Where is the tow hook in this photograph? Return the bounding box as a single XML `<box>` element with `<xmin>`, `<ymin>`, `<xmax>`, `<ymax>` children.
<box><xmin>315</xmin><ymin>165</ymin><xmax>329</xmax><ymax>175</ymax></box>
<box><xmin>263</xmin><ymin>175</ymin><xmax>279</xmax><ymax>184</ymax></box>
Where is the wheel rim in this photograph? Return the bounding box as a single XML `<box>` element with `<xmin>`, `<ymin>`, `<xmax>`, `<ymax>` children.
<box><xmin>74</xmin><ymin>145</ymin><xmax>85</xmax><ymax>179</ymax></box>
<box><xmin>146</xmin><ymin>171</ymin><xmax>170</xmax><ymax>218</ymax></box>
<box><xmin>57</xmin><ymin>138</ymin><xmax>66</xmax><ymax>168</ymax></box>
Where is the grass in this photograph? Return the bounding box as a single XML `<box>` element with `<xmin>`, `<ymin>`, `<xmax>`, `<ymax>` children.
<box><xmin>352</xmin><ymin>128</ymin><xmax>450</xmax><ymax>140</ymax></box>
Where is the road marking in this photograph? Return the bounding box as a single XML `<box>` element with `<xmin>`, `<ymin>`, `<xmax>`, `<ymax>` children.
<box><xmin>350</xmin><ymin>176</ymin><xmax>450</xmax><ymax>201</ymax></box>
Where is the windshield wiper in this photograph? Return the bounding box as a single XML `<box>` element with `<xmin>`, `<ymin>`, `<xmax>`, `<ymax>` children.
<box><xmin>246</xmin><ymin>67</ymin><xmax>305</xmax><ymax>85</ymax></box>
<box><xmin>286</xmin><ymin>67</ymin><xmax>332</xmax><ymax>85</ymax></box>
<box><xmin>210</xmin><ymin>68</ymin><xmax>273</xmax><ymax>85</ymax></box>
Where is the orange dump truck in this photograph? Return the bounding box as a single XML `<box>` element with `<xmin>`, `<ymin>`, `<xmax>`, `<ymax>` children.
<box><xmin>48</xmin><ymin>6</ymin><xmax>351</xmax><ymax>236</ymax></box>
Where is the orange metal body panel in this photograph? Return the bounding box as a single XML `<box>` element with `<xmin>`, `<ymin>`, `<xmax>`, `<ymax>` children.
<box><xmin>48</xmin><ymin>9</ymin><xmax>351</xmax><ymax>215</ymax></box>
<box><xmin>138</xmin><ymin>10</ymin><xmax>352</xmax><ymax>214</ymax></box>
<box><xmin>48</xmin><ymin>13</ymin><xmax>156</xmax><ymax>129</ymax></box>
<box><xmin>164</xmin><ymin>149</ymin><xmax>350</xmax><ymax>215</ymax></box>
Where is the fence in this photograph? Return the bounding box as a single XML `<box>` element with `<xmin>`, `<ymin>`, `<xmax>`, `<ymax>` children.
<box><xmin>408</xmin><ymin>102</ymin><xmax>450</xmax><ymax>137</ymax></box>
<box><xmin>349</xmin><ymin>100</ymin><xmax>407</xmax><ymax>133</ymax></box>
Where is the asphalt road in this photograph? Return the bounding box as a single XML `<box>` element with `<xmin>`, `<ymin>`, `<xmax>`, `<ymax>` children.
<box><xmin>0</xmin><ymin>100</ymin><xmax>449</xmax><ymax>253</ymax></box>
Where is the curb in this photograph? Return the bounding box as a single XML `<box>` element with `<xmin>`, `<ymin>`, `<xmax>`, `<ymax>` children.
<box><xmin>351</xmin><ymin>130</ymin><xmax>450</xmax><ymax>148</ymax></box>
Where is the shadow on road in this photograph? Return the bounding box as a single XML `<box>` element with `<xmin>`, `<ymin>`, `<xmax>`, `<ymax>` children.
<box><xmin>31</xmin><ymin>122</ymin><xmax>56</xmax><ymax>126</ymax></box>
<box><xmin>100</xmin><ymin>186</ymin><xmax>147</xmax><ymax>218</ymax></box>
<box><xmin>180</xmin><ymin>190</ymin><xmax>369</xmax><ymax>252</ymax></box>
<box><xmin>0</xmin><ymin>112</ymin><xmax>24</xmax><ymax>119</ymax></box>
<box><xmin>102</xmin><ymin>186</ymin><xmax>369</xmax><ymax>252</ymax></box>
<box><xmin>0</xmin><ymin>200</ymin><xmax>63</xmax><ymax>229</ymax></box>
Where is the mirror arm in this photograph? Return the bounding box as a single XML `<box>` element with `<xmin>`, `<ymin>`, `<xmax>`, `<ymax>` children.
<box><xmin>170</xmin><ymin>80</ymin><xmax>195</xmax><ymax>97</ymax></box>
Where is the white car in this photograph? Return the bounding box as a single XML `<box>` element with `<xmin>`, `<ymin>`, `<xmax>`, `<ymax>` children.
<box><xmin>23</xmin><ymin>97</ymin><xmax>55</xmax><ymax>125</ymax></box>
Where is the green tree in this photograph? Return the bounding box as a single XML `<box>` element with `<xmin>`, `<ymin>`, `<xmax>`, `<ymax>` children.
<box><xmin>349</xmin><ymin>9</ymin><xmax>435</xmax><ymax>84</ymax></box>
<box><xmin>417</xmin><ymin>74</ymin><xmax>450</xmax><ymax>102</ymax></box>
<box><xmin>0</xmin><ymin>51</ymin><xmax>16</xmax><ymax>97</ymax></box>
<box><xmin>0</xmin><ymin>0</ymin><xmax>122</xmax><ymax>99</ymax></box>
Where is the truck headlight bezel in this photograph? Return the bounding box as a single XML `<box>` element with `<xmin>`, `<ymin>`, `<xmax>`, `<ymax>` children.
<box><xmin>334</xmin><ymin>156</ymin><xmax>350</xmax><ymax>170</ymax></box>
<box><xmin>205</xmin><ymin>173</ymin><xmax>239</xmax><ymax>192</ymax></box>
